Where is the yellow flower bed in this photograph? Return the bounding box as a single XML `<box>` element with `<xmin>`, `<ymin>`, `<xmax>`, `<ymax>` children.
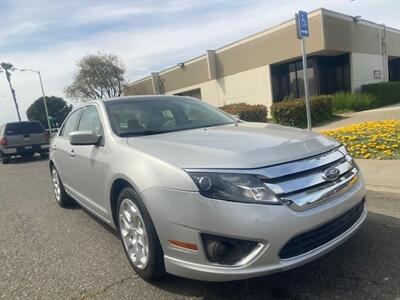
<box><xmin>321</xmin><ymin>120</ymin><xmax>400</xmax><ymax>160</ymax></box>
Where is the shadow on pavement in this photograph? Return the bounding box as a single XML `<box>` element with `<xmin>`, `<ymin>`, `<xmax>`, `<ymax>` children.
<box><xmin>1</xmin><ymin>154</ymin><xmax>49</xmax><ymax>165</ymax></box>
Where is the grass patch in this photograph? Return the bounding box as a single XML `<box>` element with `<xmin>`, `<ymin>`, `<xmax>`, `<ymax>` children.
<box><xmin>321</xmin><ymin>120</ymin><xmax>400</xmax><ymax>160</ymax></box>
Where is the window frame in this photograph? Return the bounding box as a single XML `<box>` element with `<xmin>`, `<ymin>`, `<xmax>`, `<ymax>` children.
<box><xmin>59</xmin><ymin>108</ymin><xmax>82</xmax><ymax>138</ymax></box>
<box><xmin>76</xmin><ymin>105</ymin><xmax>104</xmax><ymax>136</ymax></box>
<box><xmin>75</xmin><ymin>104</ymin><xmax>105</xmax><ymax>146</ymax></box>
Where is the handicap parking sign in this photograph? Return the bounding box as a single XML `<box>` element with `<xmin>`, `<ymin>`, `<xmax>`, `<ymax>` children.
<box><xmin>296</xmin><ymin>11</ymin><xmax>309</xmax><ymax>38</ymax></box>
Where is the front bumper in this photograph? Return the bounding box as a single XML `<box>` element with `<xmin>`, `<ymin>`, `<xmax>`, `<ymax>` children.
<box><xmin>142</xmin><ymin>176</ymin><xmax>366</xmax><ymax>281</ymax></box>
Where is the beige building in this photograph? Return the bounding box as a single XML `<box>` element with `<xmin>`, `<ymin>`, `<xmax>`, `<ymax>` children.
<box><xmin>124</xmin><ymin>8</ymin><xmax>400</xmax><ymax>109</ymax></box>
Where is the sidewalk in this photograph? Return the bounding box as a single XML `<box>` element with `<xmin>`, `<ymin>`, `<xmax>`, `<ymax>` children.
<box><xmin>314</xmin><ymin>103</ymin><xmax>400</xmax><ymax>131</ymax></box>
<box><xmin>356</xmin><ymin>159</ymin><xmax>400</xmax><ymax>194</ymax></box>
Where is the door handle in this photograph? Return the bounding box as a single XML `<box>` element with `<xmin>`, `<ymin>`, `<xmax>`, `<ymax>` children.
<box><xmin>69</xmin><ymin>149</ymin><xmax>75</xmax><ymax>158</ymax></box>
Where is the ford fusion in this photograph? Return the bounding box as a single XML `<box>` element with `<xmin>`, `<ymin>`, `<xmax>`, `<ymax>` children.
<box><xmin>49</xmin><ymin>96</ymin><xmax>366</xmax><ymax>281</ymax></box>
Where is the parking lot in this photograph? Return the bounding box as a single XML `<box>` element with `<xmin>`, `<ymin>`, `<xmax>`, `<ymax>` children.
<box><xmin>1</xmin><ymin>157</ymin><xmax>400</xmax><ymax>300</ymax></box>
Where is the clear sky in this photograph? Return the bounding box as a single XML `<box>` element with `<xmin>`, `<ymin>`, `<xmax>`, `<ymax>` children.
<box><xmin>1</xmin><ymin>0</ymin><xmax>399</xmax><ymax>124</ymax></box>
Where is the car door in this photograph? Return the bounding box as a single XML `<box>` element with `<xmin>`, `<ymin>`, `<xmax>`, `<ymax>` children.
<box><xmin>53</xmin><ymin>109</ymin><xmax>82</xmax><ymax>190</ymax></box>
<box><xmin>67</xmin><ymin>105</ymin><xmax>108</xmax><ymax>218</ymax></box>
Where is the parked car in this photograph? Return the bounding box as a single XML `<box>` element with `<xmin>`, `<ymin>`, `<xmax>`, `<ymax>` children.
<box><xmin>0</xmin><ymin>121</ymin><xmax>50</xmax><ymax>164</ymax></box>
<box><xmin>49</xmin><ymin>96</ymin><xmax>366</xmax><ymax>282</ymax></box>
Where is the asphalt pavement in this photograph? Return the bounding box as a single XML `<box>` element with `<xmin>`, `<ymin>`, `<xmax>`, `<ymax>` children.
<box><xmin>1</xmin><ymin>157</ymin><xmax>400</xmax><ymax>300</ymax></box>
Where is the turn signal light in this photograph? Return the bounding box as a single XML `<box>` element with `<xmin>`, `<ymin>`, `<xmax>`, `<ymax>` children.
<box><xmin>168</xmin><ymin>240</ymin><xmax>198</xmax><ymax>251</ymax></box>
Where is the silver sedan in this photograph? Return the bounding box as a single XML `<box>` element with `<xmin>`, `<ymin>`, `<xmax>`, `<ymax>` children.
<box><xmin>49</xmin><ymin>96</ymin><xmax>366</xmax><ymax>281</ymax></box>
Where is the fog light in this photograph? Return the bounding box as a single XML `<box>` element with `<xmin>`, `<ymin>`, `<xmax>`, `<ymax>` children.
<box><xmin>201</xmin><ymin>233</ymin><xmax>259</xmax><ymax>265</ymax></box>
<box><xmin>206</xmin><ymin>241</ymin><xmax>228</xmax><ymax>261</ymax></box>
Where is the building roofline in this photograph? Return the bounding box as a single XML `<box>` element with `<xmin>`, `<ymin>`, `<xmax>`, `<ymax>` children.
<box><xmin>128</xmin><ymin>7</ymin><xmax>400</xmax><ymax>86</ymax></box>
<box><xmin>126</xmin><ymin>75</ymin><xmax>152</xmax><ymax>86</ymax></box>
<box><xmin>320</xmin><ymin>7</ymin><xmax>400</xmax><ymax>33</ymax></box>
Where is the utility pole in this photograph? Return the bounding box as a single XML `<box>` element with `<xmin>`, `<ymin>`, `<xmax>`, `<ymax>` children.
<box><xmin>21</xmin><ymin>69</ymin><xmax>52</xmax><ymax>132</ymax></box>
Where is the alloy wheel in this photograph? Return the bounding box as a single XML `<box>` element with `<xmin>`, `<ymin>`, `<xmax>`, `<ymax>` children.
<box><xmin>119</xmin><ymin>199</ymin><xmax>149</xmax><ymax>270</ymax></box>
<box><xmin>51</xmin><ymin>168</ymin><xmax>61</xmax><ymax>203</ymax></box>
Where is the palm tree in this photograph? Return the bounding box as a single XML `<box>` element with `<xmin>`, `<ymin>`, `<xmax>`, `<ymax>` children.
<box><xmin>0</xmin><ymin>62</ymin><xmax>22</xmax><ymax>121</ymax></box>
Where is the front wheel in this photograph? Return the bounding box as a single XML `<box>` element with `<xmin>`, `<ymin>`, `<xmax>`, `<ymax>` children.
<box><xmin>117</xmin><ymin>187</ymin><xmax>165</xmax><ymax>281</ymax></box>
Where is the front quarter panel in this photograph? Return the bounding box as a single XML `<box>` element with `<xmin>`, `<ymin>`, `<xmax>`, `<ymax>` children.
<box><xmin>105</xmin><ymin>138</ymin><xmax>198</xmax><ymax>225</ymax></box>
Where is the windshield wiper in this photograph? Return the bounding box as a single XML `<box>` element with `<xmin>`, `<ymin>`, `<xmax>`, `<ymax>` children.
<box><xmin>119</xmin><ymin>130</ymin><xmax>173</xmax><ymax>137</ymax></box>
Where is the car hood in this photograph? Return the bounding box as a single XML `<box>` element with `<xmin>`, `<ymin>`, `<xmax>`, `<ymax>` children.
<box><xmin>126</xmin><ymin>123</ymin><xmax>339</xmax><ymax>169</ymax></box>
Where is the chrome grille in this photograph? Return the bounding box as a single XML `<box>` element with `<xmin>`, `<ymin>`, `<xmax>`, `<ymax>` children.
<box><xmin>261</xmin><ymin>146</ymin><xmax>359</xmax><ymax>211</ymax></box>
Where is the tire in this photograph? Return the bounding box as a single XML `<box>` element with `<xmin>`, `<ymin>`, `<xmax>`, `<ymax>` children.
<box><xmin>51</xmin><ymin>166</ymin><xmax>74</xmax><ymax>208</ymax></box>
<box><xmin>117</xmin><ymin>187</ymin><xmax>165</xmax><ymax>281</ymax></box>
<box><xmin>40</xmin><ymin>152</ymin><xmax>49</xmax><ymax>159</ymax></box>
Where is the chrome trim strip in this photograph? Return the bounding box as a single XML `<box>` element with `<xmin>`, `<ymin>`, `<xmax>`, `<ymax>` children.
<box><xmin>266</xmin><ymin>160</ymin><xmax>353</xmax><ymax>195</ymax></box>
<box><xmin>260</xmin><ymin>149</ymin><xmax>344</xmax><ymax>179</ymax></box>
<box><xmin>282</xmin><ymin>169</ymin><xmax>359</xmax><ymax>212</ymax></box>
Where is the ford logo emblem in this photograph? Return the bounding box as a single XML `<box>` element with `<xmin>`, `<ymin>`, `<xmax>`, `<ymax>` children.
<box><xmin>322</xmin><ymin>167</ymin><xmax>340</xmax><ymax>181</ymax></box>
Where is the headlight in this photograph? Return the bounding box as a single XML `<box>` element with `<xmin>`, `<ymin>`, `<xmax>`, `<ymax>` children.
<box><xmin>188</xmin><ymin>172</ymin><xmax>282</xmax><ymax>205</ymax></box>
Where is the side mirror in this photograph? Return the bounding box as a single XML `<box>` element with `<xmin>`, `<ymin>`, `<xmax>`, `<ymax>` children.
<box><xmin>70</xmin><ymin>130</ymin><xmax>101</xmax><ymax>146</ymax></box>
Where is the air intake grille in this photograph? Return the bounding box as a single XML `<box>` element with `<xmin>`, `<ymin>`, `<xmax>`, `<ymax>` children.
<box><xmin>279</xmin><ymin>199</ymin><xmax>364</xmax><ymax>259</ymax></box>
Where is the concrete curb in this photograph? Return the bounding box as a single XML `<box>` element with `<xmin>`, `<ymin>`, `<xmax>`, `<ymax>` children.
<box><xmin>366</xmin><ymin>185</ymin><xmax>400</xmax><ymax>195</ymax></box>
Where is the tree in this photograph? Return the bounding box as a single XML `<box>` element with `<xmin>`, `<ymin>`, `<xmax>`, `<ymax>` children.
<box><xmin>65</xmin><ymin>53</ymin><xmax>127</xmax><ymax>102</ymax></box>
<box><xmin>26</xmin><ymin>96</ymin><xmax>72</xmax><ymax>129</ymax></box>
<box><xmin>0</xmin><ymin>62</ymin><xmax>22</xmax><ymax>121</ymax></box>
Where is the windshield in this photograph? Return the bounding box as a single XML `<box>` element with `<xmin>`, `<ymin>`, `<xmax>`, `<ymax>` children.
<box><xmin>105</xmin><ymin>97</ymin><xmax>236</xmax><ymax>137</ymax></box>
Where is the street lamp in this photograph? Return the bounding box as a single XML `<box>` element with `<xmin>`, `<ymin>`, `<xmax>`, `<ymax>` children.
<box><xmin>20</xmin><ymin>69</ymin><xmax>52</xmax><ymax>133</ymax></box>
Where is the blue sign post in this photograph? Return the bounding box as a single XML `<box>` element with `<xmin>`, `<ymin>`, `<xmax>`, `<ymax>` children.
<box><xmin>296</xmin><ymin>11</ymin><xmax>312</xmax><ymax>130</ymax></box>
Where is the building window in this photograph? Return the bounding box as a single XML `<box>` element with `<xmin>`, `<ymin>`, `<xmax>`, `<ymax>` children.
<box><xmin>272</xmin><ymin>58</ymin><xmax>316</xmax><ymax>101</ymax></box>
<box><xmin>316</xmin><ymin>54</ymin><xmax>350</xmax><ymax>94</ymax></box>
<box><xmin>389</xmin><ymin>57</ymin><xmax>400</xmax><ymax>81</ymax></box>
<box><xmin>271</xmin><ymin>53</ymin><xmax>350</xmax><ymax>102</ymax></box>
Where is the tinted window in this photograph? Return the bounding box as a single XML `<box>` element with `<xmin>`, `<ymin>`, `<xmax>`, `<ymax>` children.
<box><xmin>5</xmin><ymin>122</ymin><xmax>45</xmax><ymax>135</ymax></box>
<box><xmin>60</xmin><ymin>110</ymin><xmax>81</xmax><ymax>137</ymax></box>
<box><xmin>106</xmin><ymin>98</ymin><xmax>235</xmax><ymax>136</ymax></box>
<box><xmin>77</xmin><ymin>106</ymin><xmax>103</xmax><ymax>135</ymax></box>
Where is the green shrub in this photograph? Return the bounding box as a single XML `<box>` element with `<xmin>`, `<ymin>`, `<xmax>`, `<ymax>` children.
<box><xmin>361</xmin><ymin>82</ymin><xmax>400</xmax><ymax>107</ymax></box>
<box><xmin>219</xmin><ymin>103</ymin><xmax>267</xmax><ymax>122</ymax></box>
<box><xmin>331</xmin><ymin>92</ymin><xmax>375</xmax><ymax>112</ymax></box>
<box><xmin>271</xmin><ymin>95</ymin><xmax>334</xmax><ymax>128</ymax></box>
